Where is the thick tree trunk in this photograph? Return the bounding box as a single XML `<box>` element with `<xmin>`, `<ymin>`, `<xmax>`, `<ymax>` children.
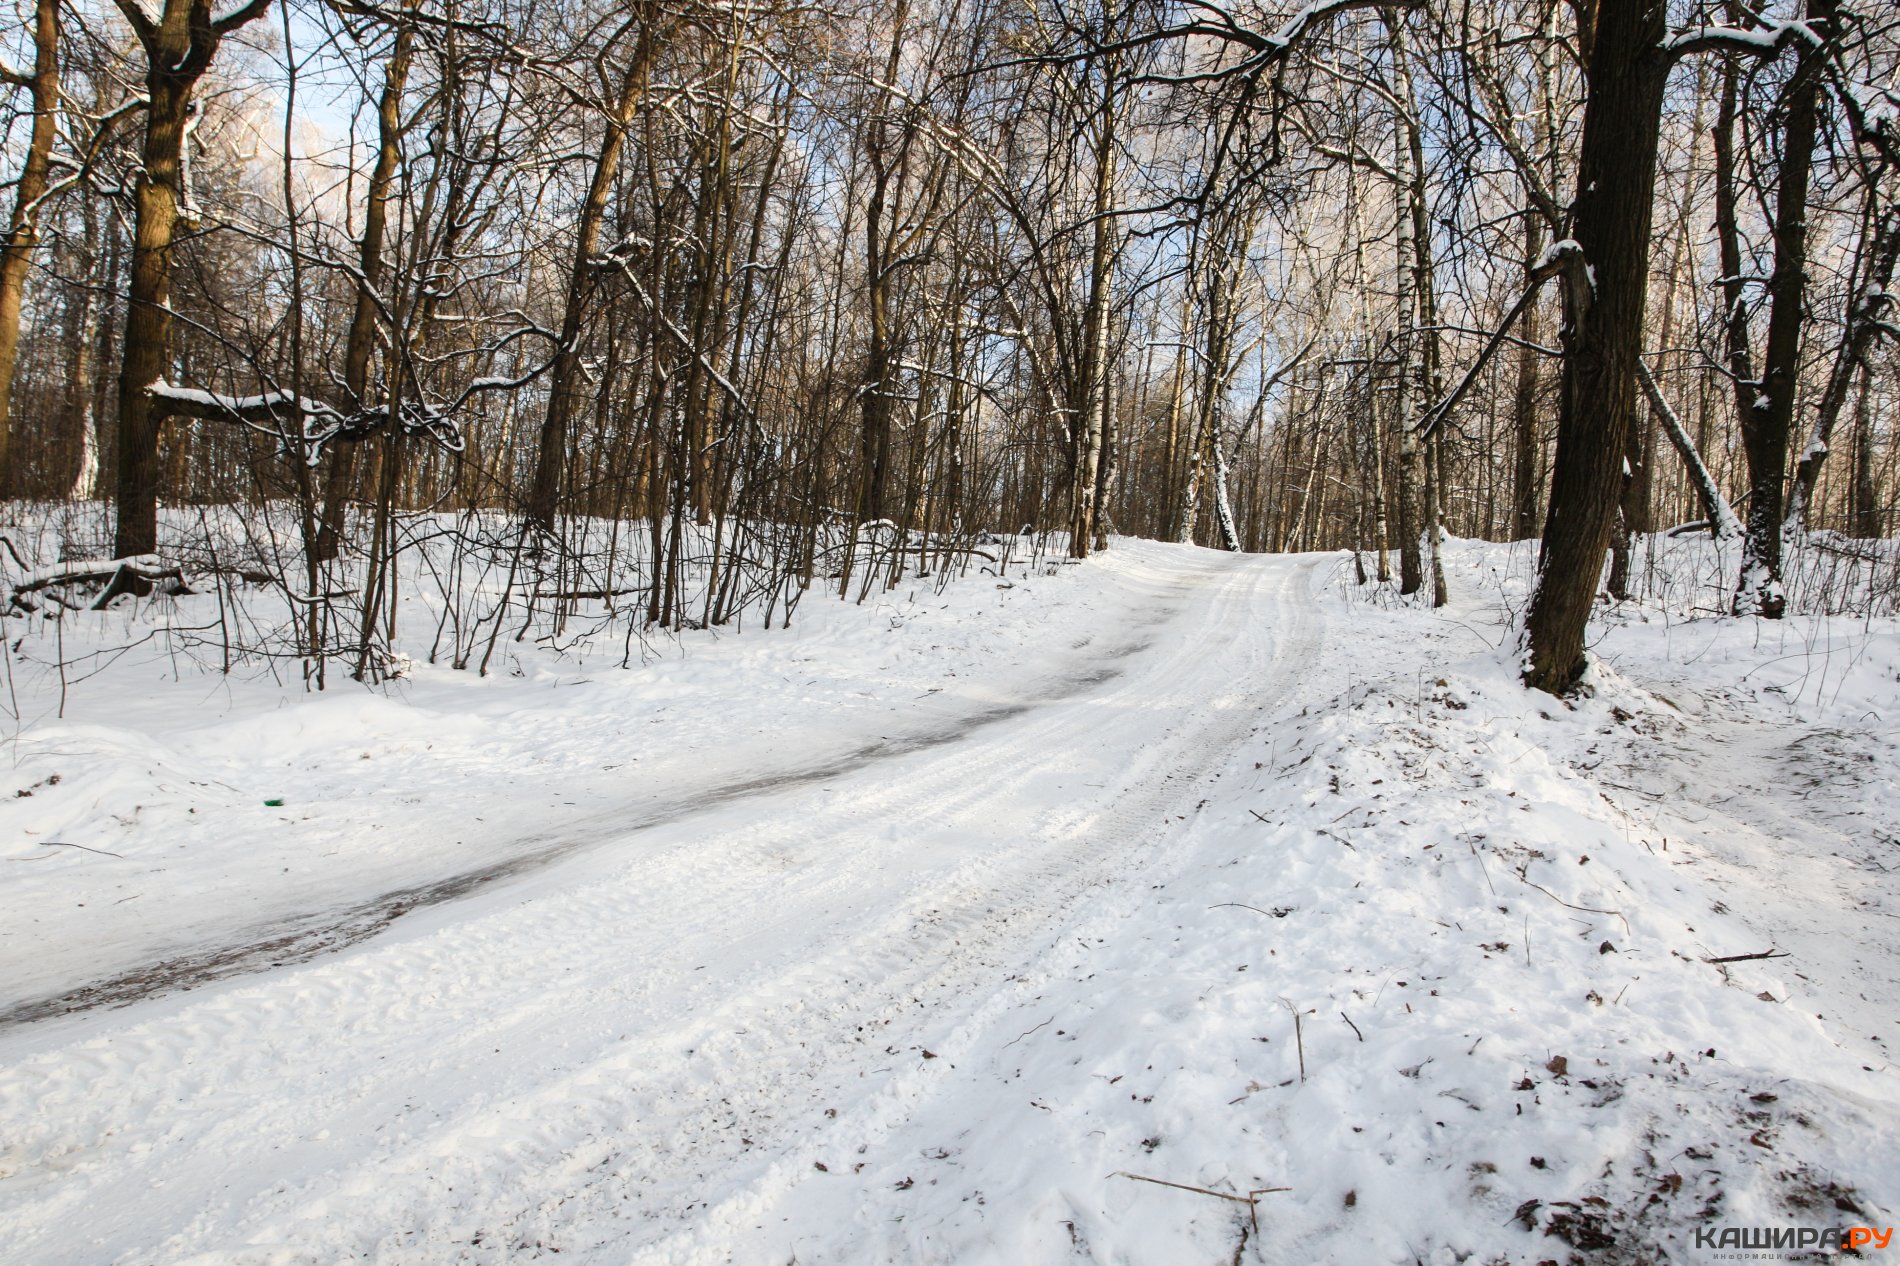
<box><xmin>1392</xmin><ymin>17</ymin><xmax>1445</xmax><ymax>603</ymax></box>
<box><xmin>1523</xmin><ymin>1</ymin><xmax>1669</xmax><ymax>692</ymax></box>
<box><xmin>1391</xmin><ymin>191</ymin><xmax>1420</xmax><ymax>590</ymax></box>
<box><xmin>114</xmin><ymin>79</ymin><xmax>192</xmax><ymax>560</ymax></box>
<box><xmin>111</xmin><ymin>0</ymin><xmax>273</xmax><ymax>562</ymax></box>
<box><xmin>0</xmin><ymin>0</ymin><xmax>61</xmax><ymax>494</ymax></box>
<box><xmin>1395</xmin><ymin>413</ymin><xmax>1422</xmax><ymax>591</ymax></box>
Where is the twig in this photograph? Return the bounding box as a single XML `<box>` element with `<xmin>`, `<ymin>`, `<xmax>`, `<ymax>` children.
<box><xmin>1341</xmin><ymin>1011</ymin><xmax>1363</xmax><ymax>1042</ymax></box>
<box><xmin>1112</xmin><ymin>1172</ymin><xmax>1290</xmax><ymax>1236</ymax></box>
<box><xmin>1418</xmin><ymin>246</ymin><xmax>1577</xmax><ymax>442</ymax></box>
<box><xmin>1114</xmin><ymin>1173</ymin><xmax>1256</xmax><ymax>1206</ymax></box>
<box><xmin>1002</xmin><ymin>1016</ymin><xmax>1054</xmax><ymax>1049</ymax></box>
<box><xmin>1703</xmin><ymin>948</ymin><xmax>1789</xmax><ymax>964</ymax></box>
<box><xmin>1470</xmin><ymin>840</ymin><xmax>1497</xmax><ymax>897</ymax></box>
<box><xmin>1516</xmin><ymin>875</ymin><xmax>1631</xmax><ymax>936</ymax></box>
<box><xmin>34</xmin><ymin>841</ymin><xmax>124</xmax><ymax>858</ymax></box>
<box><xmin>1208</xmin><ymin>902</ymin><xmax>1282</xmax><ymax>918</ymax></box>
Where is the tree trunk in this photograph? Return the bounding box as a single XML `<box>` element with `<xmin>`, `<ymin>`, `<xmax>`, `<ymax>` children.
<box><xmin>1369</xmin><ymin>379</ymin><xmax>1390</xmax><ymax>578</ymax></box>
<box><xmin>1851</xmin><ymin>362</ymin><xmax>1878</xmax><ymax>538</ymax></box>
<box><xmin>114</xmin><ymin>78</ymin><xmax>192</xmax><ymax>559</ymax></box>
<box><xmin>0</xmin><ymin>0</ymin><xmax>61</xmax><ymax>494</ymax></box>
<box><xmin>1786</xmin><ymin>200</ymin><xmax>1899</xmax><ymax>533</ymax></box>
<box><xmin>66</xmin><ymin>198</ymin><xmax>101</xmax><ymax>501</ymax></box>
<box><xmin>1523</xmin><ymin>1</ymin><xmax>1669</xmax><ymax>692</ymax></box>
<box><xmin>112</xmin><ymin>0</ymin><xmax>274</xmax><ymax>562</ymax></box>
<box><xmin>1427</xmin><ymin>430</ymin><xmax>1447</xmax><ymax>605</ymax></box>
<box><xmin>525</xmin><ymin>16</ymin><xmax>662</xmax><ymax>531</ymax></box>
<box><xmin>859</xmin><ymin>154</ymin><xmax>896</xmax><ymax>527</ymax></box>
<box><xmin>1069</xmin><ymin>62</ymin><xmax>1118</xmax><ymax>559</ymax></box>
<box><xmin>1509</xmin><ymin>216</ymin><xmax>1545</xmax><ymax>541</ymax></box>
<box><xmin>1094</xmin><ymin>334</ymin><xmax>1119</xmax><ymax>551</ymax></box>
<box><xmin>1730</xmin><ymin>3</ymin><xmax>1824</xmax><ymax>618</ymax></box>
<box><xmin>1389</xmin><ymin>17</ymin><xmax>1429</xmax><ymax>593</ymax></box>
<box><xmin>317</xmin><ymin>18</ymin><xmax>416</xmax><ymax>560</ymax></box>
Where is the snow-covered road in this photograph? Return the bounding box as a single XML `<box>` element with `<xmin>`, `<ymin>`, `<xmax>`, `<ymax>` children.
<box><xmin>1</xmin><ymin>549</ymin><xmax>1330</xmax><ymax>1265</ymax></box>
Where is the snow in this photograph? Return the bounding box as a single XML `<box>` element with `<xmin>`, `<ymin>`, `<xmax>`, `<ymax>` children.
<box><xmin>1534</xmin><ymin>237</ymin><xmax>1582</xmax><ymax>272</ymax></box>
<box><xmin>146</xmin><ymin>379</ymin><xmax>312</xmax><ymax>416</ymax></box>
<box><xmin>1</xmin><ymin>531</ymin><xmax>1896</xmax><ymax>1264</ymax></box>
<box><xmin>5</xmin><ymin>552</ymin><xmax>163</xmax><ymax>594</ymax></box>
<box><xmin>1661</xmin><ymin>18</ymin><xmax>1820</xmax><ymax>57</ymax></box>
<box><xmin>1842</xmin><ymin>81</ymin><xmax>1899</xmax><ymax>130</ymax></box>
<box><xmin>1663</xmin><ymin>24</ymin><xmax>1784</xmax><ymax>55</ymax></box>
<box><xmin>0</xmin><ymin>528</ymin><xmax>1166</xmax><ymax>1018</ymax></box>
<box><xmin>142</xmin><ymin>381</ymin><xmax>460</xmax><ymax>460</ymax></box>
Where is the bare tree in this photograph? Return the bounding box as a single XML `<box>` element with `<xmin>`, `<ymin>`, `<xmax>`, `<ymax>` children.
<box><xmin>0</xmin><ymin>0</ymin><xmax>62</xmax><ymax>492</ymax></box>
<box><xmin>109</xmin><ymin>0</ymin><xmax>276</xmax><ymax>563</ymax></box>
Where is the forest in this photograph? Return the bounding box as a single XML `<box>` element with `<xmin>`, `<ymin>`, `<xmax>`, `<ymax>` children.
<box><xmin>0</xmin><ymin>0</ymin><xmax>1895</xmax><ymax>692</ymax></box>
<box><xmin>4</xmin><ymin>4</ymin><xmax>1900</xmax><ymax>1261</ymax></box>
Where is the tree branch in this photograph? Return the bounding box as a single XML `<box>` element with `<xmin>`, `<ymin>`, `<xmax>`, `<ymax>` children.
<box><xmin>1418</xmin><ymin>240</ymin><xmax>1581</xmax><ymax>441</ymax></box>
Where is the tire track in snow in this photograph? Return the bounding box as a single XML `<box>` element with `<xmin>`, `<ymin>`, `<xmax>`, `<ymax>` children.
<box><xmin>0</xmin><ymin>589</ymin><xmax>1181</xmax><ymax>1031</ymax></box>
<box><xmin>0</xmin><ymin>551</ymin><xmax>1324</xmax><ymax>1266</ymax></box>
<box><xmin>618</xmin><ymin>556</ymin><xmax>1327</xmax><ymax>1266</ymax></box>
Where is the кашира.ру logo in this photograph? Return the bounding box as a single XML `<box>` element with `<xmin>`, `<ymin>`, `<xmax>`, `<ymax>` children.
<box><xmin>1692</xmin><ymin>1224</ymin><xmax>1891</xmax><ymax>1253</ymax></box>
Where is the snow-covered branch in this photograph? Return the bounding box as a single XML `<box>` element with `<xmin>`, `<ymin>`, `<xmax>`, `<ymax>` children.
<box><xmin>1662</xmin><ymin>16</ymin><xmax>1820</xmax><ymax>62</ymax></box>
<box><xmin>3</xmin><ymin>554</ymin><xmax>183</xmax><ymax>612</ymax></box>
<box><xmin>145</xmin><ymin>381</ymin><xmax>463</xmax><ymax>463</ymax></box>
<box><xmin>1636</xmin><ymin>359</ymin><xmax>1742</xmax><ymax>540</ymax></box>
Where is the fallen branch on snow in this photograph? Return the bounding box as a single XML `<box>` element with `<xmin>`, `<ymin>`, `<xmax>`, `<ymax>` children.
<box><xmin>1207</xmin><ymin>902</ymin><xmax>1291</xmax><ymax>918</ymax></box>
<box><xmin>1703</xmin><ymin>948</ymin><xmax>1790</xmax><ymax>964</ymax></box>
<box><xmin>31</xmin><ymin>841</ymin><xmax>125</xmax><ymax>858</ymax></box>
<box><xmin>5</xmin><ymin>556</ymin><xmax>184</xmax><ymax>612</ymax></box>
<box><xmin>1514</xmin><ymin>872</ymin><xmax>1632</xmax><ymax>937</ymax></box>
<box><xmin>1112</xmin><ymin>1172</ymin><xmax>1291</xmax><ymax>1235</ymax></box>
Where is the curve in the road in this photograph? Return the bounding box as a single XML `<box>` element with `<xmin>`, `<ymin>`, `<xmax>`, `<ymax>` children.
<box><xmin>0</xmin><ymin>552</ymin><xmax>1326</xmax><ymax>1266</ymax></box>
